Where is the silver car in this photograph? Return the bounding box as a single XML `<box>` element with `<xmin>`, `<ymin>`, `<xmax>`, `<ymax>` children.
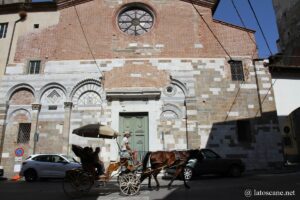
<box><xmin>19</xmin><ymin>154</ymin><xmax>81</xmax><ymax>182</ymax></box>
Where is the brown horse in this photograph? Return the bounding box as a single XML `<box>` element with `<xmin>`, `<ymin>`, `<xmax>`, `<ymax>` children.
<box><xmin>140</xmin><ymin>150</ymin><xmax>200</xmax><ymax>190</ymax></box>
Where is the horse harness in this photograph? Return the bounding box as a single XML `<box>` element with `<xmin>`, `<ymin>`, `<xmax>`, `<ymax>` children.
<box><xmin>150</xmin><ymin>151</ymin><xmax>187</xmax><ymax>170</ymax></box>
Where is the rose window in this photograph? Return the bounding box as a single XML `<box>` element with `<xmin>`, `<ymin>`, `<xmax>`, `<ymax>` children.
<box><xmin>118</xmin><ymin>8</ymin><xmax>154</xmax><ymax>36</ymax></box>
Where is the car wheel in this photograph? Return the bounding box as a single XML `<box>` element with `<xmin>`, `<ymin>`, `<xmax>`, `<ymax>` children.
<box><xmin>24</xmin><ymin>169</ymin><xmax>37</xmax><ymax>182</ymax></box>
<box><xmin>229</xmin><ymin>165</ymin><xmax>241</xmax><ymax>177</ymax></box>
<box><xmin>183</xmin><ymin>167</ymin><xmax>193</xmax><ymax>181</ymax></box>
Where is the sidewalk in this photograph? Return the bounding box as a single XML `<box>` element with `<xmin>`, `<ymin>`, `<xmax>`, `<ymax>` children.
<box><xmin>245</xmin><ymin>163</ymin><xmax>300</xmax><ymax>176</ymax></box>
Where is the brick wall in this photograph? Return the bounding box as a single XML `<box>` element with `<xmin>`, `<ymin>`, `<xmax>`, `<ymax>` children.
<box><xmin>13</xmin><ymin>0</ymin><xmax>256</xmax><ymax>63</ymax></box>
<box><xmin>9</xmin><ymin>90</ymin><xmax>35</xmax><ymax>105</ymax></box>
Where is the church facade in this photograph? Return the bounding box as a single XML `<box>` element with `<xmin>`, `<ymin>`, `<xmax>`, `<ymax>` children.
<box><xmin>0</xmin><ymin>0</ymin><xmax>283</xmax><ymax>177</ymax></box>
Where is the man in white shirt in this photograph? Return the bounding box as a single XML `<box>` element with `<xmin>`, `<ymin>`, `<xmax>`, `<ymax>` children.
<box><xmin>122</xmin><ymin>131</ymin><xmax>132</xmax><ymax>153</ymax></box>
<box><xmin>121</xmin><ymin>131</ymin><xmax>140</xmax><ymax>165</ymax></box>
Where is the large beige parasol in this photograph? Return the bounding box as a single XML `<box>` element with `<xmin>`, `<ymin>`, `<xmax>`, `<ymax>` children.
<box><xmin>72</xmin><ymin>123</ymin><xmax>118</xmax><ymax>139</ymax></box>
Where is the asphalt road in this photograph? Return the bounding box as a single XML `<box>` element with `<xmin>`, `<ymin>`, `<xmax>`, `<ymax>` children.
<box><xmin>0</xmin><ymin>172</ymin><xmax>299</xmax><ymax>200</ymax></box>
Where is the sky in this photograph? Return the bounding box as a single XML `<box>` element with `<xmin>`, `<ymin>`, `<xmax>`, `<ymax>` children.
<box><xmin>214</xmin><ymin>0</ymin><xmax>279</xmax><ymax>58</ymax></box>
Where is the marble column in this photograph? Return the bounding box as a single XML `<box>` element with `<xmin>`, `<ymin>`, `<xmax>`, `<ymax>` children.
<box><xmin>62</xmin><ymin>102</ymin><xmax>73</xmax><ymax>155</ymax></box>
<box><xmin>30</xmin><ymin>104</ymin><xmax>41</xmax><ymax>155</ymax></box>
<box><xmin>0</xmin><ymin>102</ymin><xmax>9</xmax><ymax>164</ymax></box>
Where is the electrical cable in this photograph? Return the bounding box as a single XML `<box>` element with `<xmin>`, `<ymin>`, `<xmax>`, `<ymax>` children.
<box><xmin>230</xmin><ymin>0</ymin><xmax>258</xmax><ymax>58</ymax></box>
<box><xmin>71</xmin><ymin>0</ymin><xmax>104</xmax><ymax>78</ymax></box>
<box><xmin>216</xmin><ymin>1</ymin><xmax>278</xmax><ymax>120</ymax></box>
<box><xmin>190</xmin><ymin>1</ymin><xmax>256</xmax><ymax>121</ymax></box>
<box><xmin>247</xmin><ymin>0</ymin><xmax>273</xmax><ymax>56</ymax></box>
<box><xmin>254</xmin><ymin>79</ymin><xmax>277</xmax><ymax>117</ymax></box>
<box><xmin>71</xmin><ymin>0</ymin><xmax>105</xmax><ymax>116</ymax></box>
<box><xmin>190</xmin><ymin>1</ymin><xmax>232</xmax><ymax>60</ymax></box>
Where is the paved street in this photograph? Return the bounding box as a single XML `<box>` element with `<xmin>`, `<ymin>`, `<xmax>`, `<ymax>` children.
<box><xmin>0</xmin><ymin>172</ymin><xmax>299</xmax><ymax>200</ymax></box>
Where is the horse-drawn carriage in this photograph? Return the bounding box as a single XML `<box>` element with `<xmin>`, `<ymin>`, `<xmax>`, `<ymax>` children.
<box><xmin>62</xmin><ymin>124</ymin><xmax>142</xmax><ymax>198</ymax></box>
<box><xmin>63</xmin><ymin>124</ymin><xmax>201</xmax><ymax>198</ymax></box>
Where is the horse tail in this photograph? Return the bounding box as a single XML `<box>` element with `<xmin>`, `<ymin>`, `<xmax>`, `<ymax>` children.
<box><xmin>142</xmin><ymin>151</ymin><xmax>151</xmax><ymax>171</ymax></box>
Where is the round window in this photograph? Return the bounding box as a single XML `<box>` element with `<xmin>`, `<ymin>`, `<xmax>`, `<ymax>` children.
<box><xmin>118</xmin><ymin>7</ymin><xmax>154</xmax><ymax>36</ymax></box>
<box><xmin>166</xmin><ymin>86</ymin><xmax>173</xmax><ymax>93</ymax></box>
<box><xmin>164</xmin><ymin>85</ymin><xmax>177</xmax><ymax>97</ymax></box>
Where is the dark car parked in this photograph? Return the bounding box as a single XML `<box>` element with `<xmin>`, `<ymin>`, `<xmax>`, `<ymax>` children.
<box><xmin>166</xmin><ymin>149</ymin><xmax>245</xmax><ymax>180</ymax></box>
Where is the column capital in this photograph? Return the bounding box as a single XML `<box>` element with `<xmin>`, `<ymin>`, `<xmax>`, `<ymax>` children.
<box><xmin>64</xmin><ymin>102</ymin><xmax>73</xmax><ymax>108</ymax></box>
<box><xmin>32</xmin><ymin>103</ymin><xmax>41</xmax><ymax>111</ymax></box>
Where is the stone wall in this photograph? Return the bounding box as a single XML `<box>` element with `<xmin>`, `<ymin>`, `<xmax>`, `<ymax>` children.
<box><xmin>0</xmin><ymin>0</ymin><xmax>282</xmax><ymax>178</ymax></box>
<box><xmin>0</xmin><ymin>58</ymin><xmax>284</xmax><ymax>177</ymax></box>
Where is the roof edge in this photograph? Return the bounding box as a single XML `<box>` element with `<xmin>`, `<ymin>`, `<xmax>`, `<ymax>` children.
<box><xmin>213</xmin><ymin>19</ymin><xmax>256</xmax><ymax>33</ymax></box>
<box><xmin>0</xmin><ymin>2</ymin><xmax>57</xmax><ymax>14</ymax></box>
<box><xmin>212</xmin><ymin>0</ymin><xmax>220</xmax><ymax>14</ymax></box>
<box><xmin>181</xmin><ymin>0</ymin><xmax>219</xmax><ymax>12</ymax></box>
<box><xmin>56</xmin><ymin>0</ymin><xmax>93</xmax><ymax>10</ymax></box>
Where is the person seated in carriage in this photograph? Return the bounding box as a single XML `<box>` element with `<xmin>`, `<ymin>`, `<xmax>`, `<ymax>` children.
<box><xmin>121</xmin><ymin>131</ymin><xmax>139</xmax><ymax>165</ymax></box>
<box><xmin>92</xmin><ymin>147</ymin><xmax>105</xmax><ymax>176</ymax></box>
<box><xmin>72</xmin><ymin>145</ymin><xmax>105</xmax><ymax>178</ymax></box>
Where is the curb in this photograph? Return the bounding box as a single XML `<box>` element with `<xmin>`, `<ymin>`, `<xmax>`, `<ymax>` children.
<box><xmin>245</xmin><ymin>169</ymin><xmax>300</xmax><ymax>176</ymax></box>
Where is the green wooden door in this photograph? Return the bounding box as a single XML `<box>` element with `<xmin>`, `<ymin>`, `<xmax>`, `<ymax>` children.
<box><xmin>119</xmin><ymin>113</ymin><xmax>149</xmax><ymax>160</ymax></box>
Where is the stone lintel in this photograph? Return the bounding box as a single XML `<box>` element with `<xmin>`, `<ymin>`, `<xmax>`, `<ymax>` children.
<box><xmin>106</xmin><ymin>88</ymin><xmax>161</xmax><ymax>101</ymax></box>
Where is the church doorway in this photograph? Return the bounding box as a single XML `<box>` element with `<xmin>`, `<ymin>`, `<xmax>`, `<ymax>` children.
<box><xmin>119</xmin><ymin>112</ymin><xmax>149</xmax><ymax>161</ymax></box>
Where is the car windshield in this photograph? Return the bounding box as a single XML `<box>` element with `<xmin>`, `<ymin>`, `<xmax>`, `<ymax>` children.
<box><xmin>202</xmin><ymin>150</ymin><xmax>220</xmax><ymax>159</ymax></box>
<box><xmin>62</xmin><ymin>155</ymin><xmax>79</xmax><ymax>163</ymax></box>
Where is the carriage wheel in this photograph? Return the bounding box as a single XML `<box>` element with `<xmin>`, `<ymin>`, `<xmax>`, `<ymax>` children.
<box><xmin>63</xmin><ymin>170</ymin><xmax>94</xmax><ymax>198</ymax></box>
<box><xmin>119</xmin><ymin>173</ymin><xmax>141</xmax><ymax>196</ymax></box>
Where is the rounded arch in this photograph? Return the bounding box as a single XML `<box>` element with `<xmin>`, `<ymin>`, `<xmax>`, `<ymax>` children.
<box><xmin>8</xmin><ymin>108</ymin><xmax>31</xmax><ymax>122</ymax></box>
<box><xmin>38</xmin><ymin>82</ymin><xmax>67</xmax><ymax>102</ymax></box>
<box><xmin>70</xmin><ymin>79</ymin><xmax>102</xmax><ymax>99</ymax></box>
<box><xmin>170</xmin><ymin>77</ymin><xmax>188</xmax><ymax>96</ymax></box>
<box><xmin>77</xmin><ymin>91</ymin><xmax>102</xmax><ymax>106</ymax></box>
<box><xmin>71</xmin><ymin>79</ymin><xmax>103</xmax><ymax>105</ymax></box>
<box><xmin>6</xmin><ymin>83</ymin><xmax>35</xmax><ymax>102</ymax></box>
<box><xmin>161</xmin><ymin>103</ymin><xmax>183</xmax><ymax>120</ymax></box>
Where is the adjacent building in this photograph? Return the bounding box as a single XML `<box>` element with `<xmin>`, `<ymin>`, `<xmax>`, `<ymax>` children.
<box><xmin>270</xmin><ymin>0</ymin><xmax>300</xmax><ymax>162</ymax></box>
<box><xmin>0</xmin><ymin>0</ymin><xmax>283</xmax><ymax>177</ymax></box>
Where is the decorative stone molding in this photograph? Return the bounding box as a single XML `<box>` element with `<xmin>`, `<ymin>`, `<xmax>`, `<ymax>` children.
<box><xmin>64</xmin><ymin>102</ymin><xmax>73</xmax><ymax>108</ymax></box>
<box><xmin>161</xmin><ymin>103</ymin><xmax>183</xmax><ymax>120</ymax></box>
<box><xmin>163</xmin><ymin>85</ymin><xmax>177</xmax><ymax>97</ymax></box>
<box><xmin>41</xmin><ymin>88</ymin><xmax>66</xmax><ymax>105</ymax></box>
<box><xmin>106</xmin><ymin>88</ymin><xmax>161</xmax><ymax>101</ymax></box>
<box><xmin>31</xmin><ymin>104</ymin><xmax>41</xmax><ymax>111</ymax></box>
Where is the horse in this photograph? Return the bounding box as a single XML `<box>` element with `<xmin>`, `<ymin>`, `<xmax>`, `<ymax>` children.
<box><xmin>140</xmin><ymin>149</ymin><xmax>200</xmax><ymax>190</ymax></box>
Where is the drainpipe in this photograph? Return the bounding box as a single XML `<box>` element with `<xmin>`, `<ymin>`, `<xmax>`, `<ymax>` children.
<box><xmin>5</xmin><ymin>11</ymin><xmax>27</xmax><ymax>67</ymax></box>
<box><xmin>184</xmin><ymin>98</ymin><xmax>189</xmax><ymax>149</ymax></box>
<box><xmin>253</xmin><ymin>59</ymin><xmax>263</xmax><ymax>115</ymax></box>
